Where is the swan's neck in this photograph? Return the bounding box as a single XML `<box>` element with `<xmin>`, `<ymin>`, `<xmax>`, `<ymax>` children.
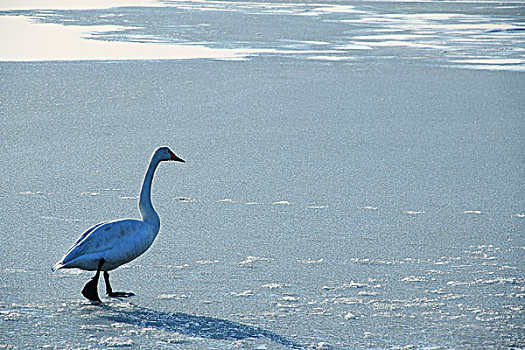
<box><xmin>139</xmin><ymin>154</ymin><xmax>161</xmax><ymax>226</ymax></box>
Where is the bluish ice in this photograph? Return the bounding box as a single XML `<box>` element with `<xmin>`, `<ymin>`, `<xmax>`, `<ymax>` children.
<box><xmin>0</xmin><ymin>1</ymin><xmax>524</xmax><ymax>349</ymax></box>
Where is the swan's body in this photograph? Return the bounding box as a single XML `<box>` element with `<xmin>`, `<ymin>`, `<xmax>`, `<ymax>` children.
<box><xmin>53</xmin><ymin>218</ymin><xmax>157</xmax><ymax>272</ymax></box>
<box><xmin>53</xmin><ymin>147</ymin><xmax>184</xmax><ymax>301</ymax></box>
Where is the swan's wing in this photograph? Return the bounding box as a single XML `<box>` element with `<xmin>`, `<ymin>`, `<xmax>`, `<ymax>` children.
<box><xmin>70</xmin><ymin>221</ymin><xmax>108</xmax><ymax>251</ymax></box>
<box><xmin>54</xmin><ymin>219</ymin><xmax>145</xmax><ymax>270</ymax></box>
<box><xmin>53</xmin><ymin>222</ymin><xmax>107</xmax><ymax>271</ymax></box>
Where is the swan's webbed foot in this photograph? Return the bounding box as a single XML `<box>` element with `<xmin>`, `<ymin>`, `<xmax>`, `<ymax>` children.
<box><xmin>81</xmin><ymin>259</ymin><xmax>104</xmax><ymax>302</ymax></box>
<box><xmin>82</xmin><ymin>276</ymin><xmax>102</xmax><ymax>302</ymax></box>
<box><xmin>104</xmin><ymin>271</ymin><xmax>135</xmax><ymax>298</ymax></box>
<box><xmin>107</xmin><ymin>291</ymin><xmax>135</xmax><ymax>298</ymax></box>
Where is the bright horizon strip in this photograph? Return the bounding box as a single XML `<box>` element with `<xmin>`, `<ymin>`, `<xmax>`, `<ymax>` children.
<box><xmin>0</xmin><ymin>0</ymin><xmax>161</xmax><ymax>10</ymax></box>
<box><xmin>0</xmin><ymin>16</ymin><xmax>274</xmax><ymax>61</ymax></box>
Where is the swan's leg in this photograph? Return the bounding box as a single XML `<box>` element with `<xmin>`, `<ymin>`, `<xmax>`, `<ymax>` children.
<box><xmin>81</xmin><ymin>259</ymin><xmax>104</xmax><ymax>302</ymax></box>
<box><xmin>103</xmin><ymin>271</ymin><xmax>135</xmax><ymax>298</ymax></box>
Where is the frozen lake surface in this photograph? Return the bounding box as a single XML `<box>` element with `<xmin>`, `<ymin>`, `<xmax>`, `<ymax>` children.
<box><xmin>1</xmin><ymin>1</ymin><xmax>524</xmax><ymax>349</ymax></box>
<box><xmin>1</xmin><ymin>0</ymin><xmax>524</xmax><ymax>69</ymax></box>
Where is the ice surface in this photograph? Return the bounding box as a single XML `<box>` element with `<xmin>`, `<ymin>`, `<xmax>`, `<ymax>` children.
<box><xmin>0</xmin><ymin>15</ymin><xmax>269</xmax><ymax>61</ymax></box>
<box><xmin>2</xmin><ymin>58</ymin><xmax>523</xmax><ymax>349</ymax></box>
<box><xmin>1</xmin><ymin>1</ymin><xmax>524</xmax><ymax>349</ymax></box>
<box><xmin>0</xmin><ymin>0</ymin><xmax>523</xmax><ymax>69</ymax></box>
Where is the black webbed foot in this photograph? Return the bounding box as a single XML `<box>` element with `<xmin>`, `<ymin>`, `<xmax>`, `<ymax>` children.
<box><xmin>82</xmin><ymin>277</ymin><xmax>102</xmax><ymax>302</ymax></box>
<box><xmin>107</xmin><ymin>291</ymin><xmax>135</xmax><ymax>298</ymax></box>
<box><xmin>104</xmin><ymin>271</ymin><xmax>135</xmax><ymax>298</ymax></box>
<box><xmin>81</xmin><ymin>259</ymin><xmax>105</xmax><ymax>302</ymax></box>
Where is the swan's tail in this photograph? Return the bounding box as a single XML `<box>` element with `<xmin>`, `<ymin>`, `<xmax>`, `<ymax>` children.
<box><xmin>52</xmin><ymin>262</ymin><xmax>64</xmax><ymax>272</ymax></box>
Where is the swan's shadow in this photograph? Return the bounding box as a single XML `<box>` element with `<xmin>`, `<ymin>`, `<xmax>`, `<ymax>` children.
<box><xmin>98</xmin><ymin>301</ymin><xmax>303</xmax><ymax>349</ymax></box>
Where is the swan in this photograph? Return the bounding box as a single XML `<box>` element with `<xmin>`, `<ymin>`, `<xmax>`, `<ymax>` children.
<box><xmin>52</xmin><ymin>147</ymin><xmax>184</xmax><ymax>302</ymax></box>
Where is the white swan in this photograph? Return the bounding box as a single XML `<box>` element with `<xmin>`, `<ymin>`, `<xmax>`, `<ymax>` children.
<box><xmin>53</xmin><ymin>147</ymin><xmax>184</xmax><ymax>302</ymax></box>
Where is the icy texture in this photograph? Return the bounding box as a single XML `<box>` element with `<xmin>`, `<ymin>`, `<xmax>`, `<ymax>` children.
<box><xmin>1</xmin><ymin>1</ymin><xmax>524</xmax><ymax>349</ymax></box>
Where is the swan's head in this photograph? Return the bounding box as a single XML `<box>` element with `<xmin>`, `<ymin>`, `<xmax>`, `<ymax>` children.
<box><xmin>156</xmin><ymin>147</ymin><xmax>185</xmax><ymax>163</ymax></box>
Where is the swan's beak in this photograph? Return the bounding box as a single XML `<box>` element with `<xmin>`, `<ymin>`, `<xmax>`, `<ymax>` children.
<box><xmin>169</xmin><ymin>151</ymin><xmax>185</xmax><ymax>163</ymax></box>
